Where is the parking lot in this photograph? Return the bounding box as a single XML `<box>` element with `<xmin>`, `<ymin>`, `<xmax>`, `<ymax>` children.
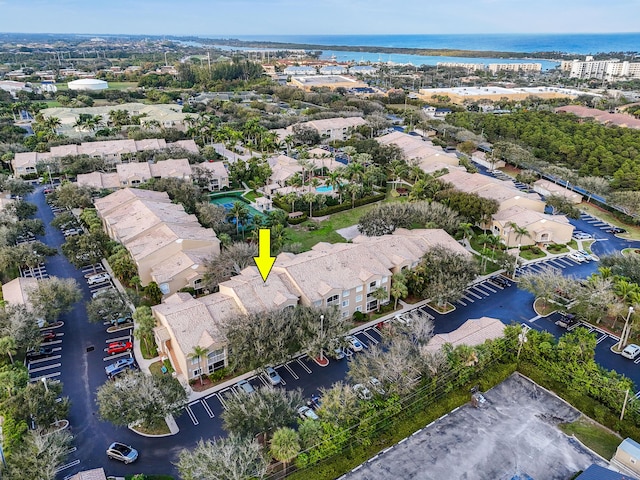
<box><xmin>342</xmin><ymin>374</ymin><xmax>606</xmax><ymax>480</ymax></box>
<box><xmin>179</xmin><ymin>325</ymin><xmax>387</xmax><ymax>428</ymax></box>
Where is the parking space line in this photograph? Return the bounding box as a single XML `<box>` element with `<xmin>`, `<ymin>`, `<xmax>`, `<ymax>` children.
<box><xmin>201</xmin><ymin>399</ymin><xmax>215</xmax><ymax>418</ymax></box>
<box><xmin>362</xmin><ymin>330</ymin><xmax>379</xmax><ymax>345</ymax></box>
<box><xmin>105</xmin><ymin>335</ymin><xmax>131</xmax><ymax>343</ymax></box>
<box><xmin>465</xmin><ymin>290</ymin><xmax>482</xmax><ymax>299</ymax></box>
<box><xmin>481</xmin><ymin>283</ymin><xmax>497</xmax><ymax>293</ymax></box>
<box><xmin>216</xmin><ymin>392</ymin><xmax>229</xmax><ymax>410</ymax></box>
<box><xmin>28</xmin><ymin>355</ymin><xmax>62</xmax><ymax>365</ymax></box>
<box><xmin>462</xmin><ymin>295</ymin><xmax>474</xmax><ymax>303</ymax></box>
<box><xmin>297</xmin><ymin>358</ymin><xmax>312</xmax><ymax>374</ymax></box>
<box><xmin>634</xmin><ymin>391</ymin><xmax>640</xmax><ymax>400</ymax></box>
<box><xmin>102</xmin><ymin>352</ymin><xmax>132</xmax><ymax>362</ymax></box>
<box><xmin>30</xmin><ymin>372</ymin><xmax>61</xmax><ymax>382</ymax></box>
<box><xmin>185</xmin><ymin>405</ymin><xmax>199</xmax><ymax>425</ymax></box>
<box><xmin>29</xmin><ymin>362</ymin><xmax>61</xmax><ymax>373</ymax></box>
<box><xmin>55</xmin><ymin>460</ymin><xmax>80</xmax><ymax>473</ymax></box>
<box><xmin>596</xmin><ymin>333</ymin><xmax>608</xmax><ymax>344</ymax></box>
<box><xmin>284</xmin><ymin>362</ymin><xmax>300</xmax><ymax>379</ymax></box>
<box><xmin>258</xmin><ymin>375</ymin><xmax>270</xmax><ymax>387</ymax></box>
<box><xmin>471</xmin><ymin>285</ymin><xmax>491</xmax><ymax>296</ymax></box>
<box><xmin>456</xmin><ymin>299</ymin><xmax>467</xmax><ymax>306</ymax></box>
<box><xmin>634</xmin><ymin>357</ymin><xmax>640</xmax><ymax>365</ymax></box>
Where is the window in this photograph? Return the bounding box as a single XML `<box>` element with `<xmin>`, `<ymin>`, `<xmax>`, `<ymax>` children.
<box><xmin>342</xmin><ymin>310</ymin><xmax>349</xmax><ymax>318</ymax></box>
<box><xmin>342</xmin><ymin>300</ymin><xmax>349</xmax><ymax>308</ymax></box>
<box><xmin>190</xmin><ymin>357</ymin><xmax>199</xmax><ymax>365</ymax></box>
<box><xmin>326</xmin><ymin>294</ymin><xmax>339</xmax><ymax>306</ymax></box>
<box><xmin>382</xmin><ymin>276</ymin><xmax>388</xmax><ymax>283</ymax></box>
<box><xmin>313</xmin><ymin>300</ymin><xmax>322</xmax><ymax>307</ymax></box>
<box><xmin>356</xmin><ymin>294</ymin><xmax>363</xmax><ymax>302</ymax></box>
<box><xmin>192</xmin><ymin>368</ymin><xmax>201</xmax><ymax>377</ymax></box>
<box><xmin>342</xmin><ymin>290</ymin><xmax>350</xmax><ymax>297</ymax></box>
<box><xmin>355</xmin><ymin>306</ymin><xmax>362</xmax><ymax>312</ymax></box>
<box><xmin>356</xmin><ymin>285</ymin><xmax>363</xmax><ymax>293</ymax></box>
<box><xmin>207</xmin><ymin>349</ymin><xmax>225</xmax><ymax>373</ymax></box>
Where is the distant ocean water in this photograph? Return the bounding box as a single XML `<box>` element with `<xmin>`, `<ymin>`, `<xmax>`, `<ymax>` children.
<box><xmin>206</xmin><ymin>33</ymin><xmax>639</xmax><ymax>70</ymax></box>
<box><xmin>232</xmin><ymin>33</ymin><xmax>640</xmax><ymax>55</ymax></box>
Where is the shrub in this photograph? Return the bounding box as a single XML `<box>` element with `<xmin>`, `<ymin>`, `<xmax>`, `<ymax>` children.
<box><xmin>287</xmin><ymin>214</ymin><xmax>308</xmax><ymax>225</ymax></box>
<box><xmin>352</xmin><ymin>311</ymin><xmax>366</xmax><ymax>322</ymax></box>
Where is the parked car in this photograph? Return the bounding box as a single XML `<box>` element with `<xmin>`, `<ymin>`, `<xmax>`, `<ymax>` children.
<box><xmin>490</xmin><ymin>276</ymin><xmax>511</xmax><ymax>288</ymax></box>
<box><xmin>353</xmin><ymin>383</ymin><xmax>372</xmax><ymax>400</ymax></box>
<box><xmin>568</xmin><ymin>252</ymin><xmax>585</xmax><ymax>263</ymax></box>
<box><xmin>105</xmin><ymin>357</ymin><xmax>137</xmax><ymax>377</ymax></box>
<box><xmin>555</xmin><ymin>312</ymin><xmax>578</xmax><ymax>329</ymax></box>
<box><xmin>236</xmin><ymin>379</ymin><xmax>255</xmax><ymax>395</ymax></box>
<box><xmin>92</xmin><ymin>287</ymin><xmax>113</xmax><ymax>299</ymax></box>
<box><xmin>572</xmin><ymin>232</ymin><xmax>592</xmax><ymax>240</ymax></box>
<box><xmin>369</xmin><ymin>377</ymin><xmax>385</xmax><ymax>395</ymax></box>
<box><xmin>41</xmin><ymin>331</ymin><xmax>56</xmax><ymax>342</ymax></box>
<box><xmin>110</xmin><ymin>315</ymin><xmax>133</xmax><ymax>327</ymax></box>
<box><xmin>43</xmin><ymin>188</ymin><xmax>53</xmax><ymax>194</ymax></box>
<box><xmin>87</xmin><ymin>273</ymin><xmax>110</xmax><ymax>285</ymax></box>
<box><xmin>106</xmin><ymin>442</ymin><xmax>139</xmax><ymax>464</ymax></box>
<box><xmin>298</xmin><ymin>405</ymin><xmax>319</xmax><ymax>420</ymax></box>
<box><xmin>345</xmin><ymin>335</ymin><xmax>365</xmax><ymax>352</ymax></box>
<box><xmin>332</xmin><ymin>347</ymin><xmax>346</xmax><ymax>360</ymax></box>
<box><xmin>607</xmin><ymin>227</ymin><xmax>626</xmax><ymax>234</ymax></box>
<box><xmin>107</xmin><ymin>341</ymin><xmax>132</xmax><ymax>355</ymax></box>
<box><xmin>63</xmin><ymin>228</ymin><xmax>83</xmax><ymax>236</ymax></box>
<box><xmin>265</xmin><ymin>366</ymin><xmax>282</xmax><ymax>386</ymax></box>
<box><xmin>26</xmin><ymin>346</ymin><xmax>54</xmax><ymax>360</ymax></box>
<box><xmin>622</xmin><ymin>344</ymin><xmax>640</xmax><ymax>360</ymax></box>
<box><xmin>578</xmin><ymin>250</ymin><xmax>598</xmax><ymax>262</ymax></box>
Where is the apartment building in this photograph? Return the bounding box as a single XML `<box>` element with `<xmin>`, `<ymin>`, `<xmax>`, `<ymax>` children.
<box><xmin>152</xmin><ymin>228</ymin><xmax>468</xmax><ymax>381</ymax></box>
<box><xmin>12</xmin><ymin>139</ymin><xmax>198</xmax><ymax>177</ymax></box>
<box><xmin>288</xmin><ymin>116</ymin><xmax>367</xmax><ymax>141</ymax></box>
<box><xmin>561</xmin><ymin>56</ymin><xmax>640</xmax><ymax>80</ymax></box>
<box><xmin>94</xmin><ymin>188</ymin><xmax>220</xmax><ymax>295</ymax></box>
<box><xmin>77</xmin><ymin>158</ymin><xmax>192</xmax><ymax>189</ymax></box>
<box><xmin>377</xmin><ymin>131</ymin><xmax>460</xmax><ymax>173</ymax></box>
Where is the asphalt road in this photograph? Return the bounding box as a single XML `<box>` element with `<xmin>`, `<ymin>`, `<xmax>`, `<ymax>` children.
<box><xmin>23</xmin><ymin>186</ymin><xmax>640</xmax><ymax>479</ymax></box>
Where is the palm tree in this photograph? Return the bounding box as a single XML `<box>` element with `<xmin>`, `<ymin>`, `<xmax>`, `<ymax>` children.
<box><xmin>282</xmin><ymin>192</ymin><xmax>298</xmax><ymax>212</ymax></box>
<box><xmin>325</xmin><ymin>170</ymin><xmax>343</xmax><ymax>202</ymax></box>
<box><xmin>227</xmin><ymin>201</ymin><xmax>250</xmax><ymax>238</ymax></box>
<box><xmin>270</xmin><ymin>427</ymin><xmax>300</xmax><ymax>476</ymax></box>
<box><xmin>506</xmin><ymin>221</ymin><xmax>531</xmax><ymax>248</ymax></box>
<box><xmin>303</xmin><ymin>192</ymin><xmax>316</xmax><ymax>217</ymax></box>
<box><xmin>190</xmin><ymin>346</ymin><xmax>209</xmax><ymax>386</ymax></box>
<box><xmin>457</xmin><ymin>222</ymin><xmax>475</xmax><ymax>247</ymax></box>
<box><xmin>0</xmin><ymin>336</ymin><xmax>17</xmax><ymax>364</ymax></box>
<box><xmin>390</xmin><ymin>273</ymin><xmax>408</xmax><ymax>310</ymax></box>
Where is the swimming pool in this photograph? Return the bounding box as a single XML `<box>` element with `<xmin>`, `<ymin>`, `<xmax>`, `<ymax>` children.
<box><xmin>316</xmin><ymin>185</ymin><xmax>334</xmax><ymax>193</ymax></box>
<box><xmin>210</xmin><ymin>195</ymin><xmax>264</xmax><ymax>230</ymax></box>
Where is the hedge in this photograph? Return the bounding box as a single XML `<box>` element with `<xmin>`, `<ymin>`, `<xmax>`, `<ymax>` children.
<box><xmin>287</xmin><ymin>214</ymin><xmax>309</xmax><ymax>225</ymax></box>
<box><xmin>313</xmin><ymin>193</ymin><xmax>386</xmax><ymax>217</ymax></box>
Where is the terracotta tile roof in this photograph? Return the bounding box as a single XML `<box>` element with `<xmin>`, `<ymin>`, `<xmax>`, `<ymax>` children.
<box><xmin>425</xmin><ymin>317</ymin><xmax>505</xmax><ymax>352</ymax></box>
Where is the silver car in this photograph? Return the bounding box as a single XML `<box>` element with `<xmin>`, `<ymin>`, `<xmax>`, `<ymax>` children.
<box><xmin>236</xmin><ymin>379</ymin><xmax>255</xmax><ymax>394</ymax></box>
<box><xmin>106</xmin><ymin>442</ymin><xmax>138</xmax><ymax>464</ymax></box>
<box><xmin>265</xmin><ymin>366</ymin><xmax>282</xmax><ymax>386</ymax></box>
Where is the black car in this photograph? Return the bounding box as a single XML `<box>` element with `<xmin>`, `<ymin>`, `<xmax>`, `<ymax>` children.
<box><xmin>26</xmin><ymin>346</ymin><xmax>54</xmax><ymax>360</ymax></box>
<box><xmin>607</xmin><ymin>227</ymin><xmax>626</xmax><ymax>234</ymax></box>
<box><xmin>490</xmin><ymin>276</ymin><xmax>511</xmax><ymax>288</ymax></box>
<box><xmin>555</xmin><ymin>313</ymin><xmax>578</xmax><ymax>329</ymax></box>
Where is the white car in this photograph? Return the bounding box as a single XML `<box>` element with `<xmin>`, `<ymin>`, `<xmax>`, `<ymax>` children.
<box><xmin>297</xmin><ymin>405</ymin><xmax>319</xmax><ymax>420</ymax></box>
<box><xmin>87</xmin><ymin>273</ymin><xmax>111</xmax><ymax>285</ymax></box>
<box><xmin>578</xmin><ymin>250</ymin><xmax>598</xmax><ymax>262</ymax></box>
<box><xmin>353</xmin><ymin>383</ymin><xmax>372</xmax><ymax>400</ymax></box>
<box><xmin>568</xmin><ymin>252</ymin><xmax>585</xmax><ymax>263</ymax></box>
<box><xmin>622</xmin><ymin>344</ymin><xmax>640</xmax><ymax>360</ymax></box>
<box><xmin>345</xmin><ymin>335</ymin><xmax>365</xmax><ymax>352</ymax></box>
<box><xmin>265</xmin><ymin>366</ymin><xmax>282</xmax><ymax>386</ymax></box>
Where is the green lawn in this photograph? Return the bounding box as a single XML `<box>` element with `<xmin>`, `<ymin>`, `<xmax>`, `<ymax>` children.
<box><xmin>286</xmin><ymin>202</ymin><xmax>384</xmax><ymax>251</ymax></box>
<box><xmin>519</xmin><ymin>248</ymin><xmax>547</xmax><ymax>261</ymax></box>
<box><xmin>243</xmin><ymin>190</ymin><xmax>263</xmax><ymax>202</ymax></box>
<box><xmin>559</xmin><ymin>416</ymin><xmax>621</xmax><ymax>460</ymax></box>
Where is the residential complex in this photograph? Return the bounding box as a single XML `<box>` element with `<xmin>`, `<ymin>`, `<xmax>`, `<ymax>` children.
<box><xmin>376</xmin><ymin>131</ymin><xmax>460</xmax><ymax>173</ymax></box>
<box><xmin>436</xmin><ymin>62</ymin><xmax>542</xmax><ymax>74</ymax></box>
<box><xmin>561</xmin><ymin>57</ymin><xmax>640</xmax><ymax>80</ymax></box>
<box><xmin>555</xmin><ymin>105</ymin><xmax>640</xmax><ymax>130</ymax></box>
<box><xmin>289</xmin><ymin>75</ymin><xmax>368</xmax><ymax>92</ymax></box>
<box><xmin>77</xmin><ymin>158</ymin><xmax>192</xmax><ymax>189</ymax></box>
<box><xmin>11</xmin><ymin>138</ymin><xmax>199</xmax><ymax>177</ymax></box>
<box><xmin>94</xmin><ymin>188</ymin><xmax>220</xmax><ymax>295</ymax></box>
<box><xmin>152</xmin><ymin>228</ymin><xmax>468</xmax><ymax>381</ymax></box>
<box><xmin>439</xmin><ymin>169</ymin><xmax>573</xmax><ymax>246</ymax></box>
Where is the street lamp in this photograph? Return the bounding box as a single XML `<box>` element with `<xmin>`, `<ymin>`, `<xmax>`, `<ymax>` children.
<box><xmin>618</xmin><ymin>306</ymin><xmax>635</xmax><ymax>351</ymax></box>
<box><xmin>319</xmin><ymin>314</ymin><xmax>324</xmax><ymax>362</ymax></box>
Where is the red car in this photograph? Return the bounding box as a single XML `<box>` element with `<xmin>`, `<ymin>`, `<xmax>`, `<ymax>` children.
<box><xmin>41</xmin><ymin>331</ymin><xmax>57</xmax><ymax>342</ymax></box>
<box><xmin>107</xmin><ymin>341</ymin><xmax>133</xmax><ymax>355</ymax></box>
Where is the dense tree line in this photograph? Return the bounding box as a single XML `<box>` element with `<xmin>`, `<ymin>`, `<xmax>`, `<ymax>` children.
<box><xmin>447</xmin><ymin>111</ymin><xmax>640</xmax><ymax>190</ymax></box>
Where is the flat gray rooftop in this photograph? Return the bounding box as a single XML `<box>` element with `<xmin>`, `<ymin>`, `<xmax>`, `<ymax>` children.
<box><xmin>342</xmin><ymin>374</ymin><xmax>606</xmax><ymax>480</ymax></box>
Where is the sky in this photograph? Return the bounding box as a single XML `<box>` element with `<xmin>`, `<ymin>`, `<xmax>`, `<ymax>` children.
<box><xmin>0</xmin><ymin>0</ymin><xmax>638</xmax><ymax>36</ymax></box>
